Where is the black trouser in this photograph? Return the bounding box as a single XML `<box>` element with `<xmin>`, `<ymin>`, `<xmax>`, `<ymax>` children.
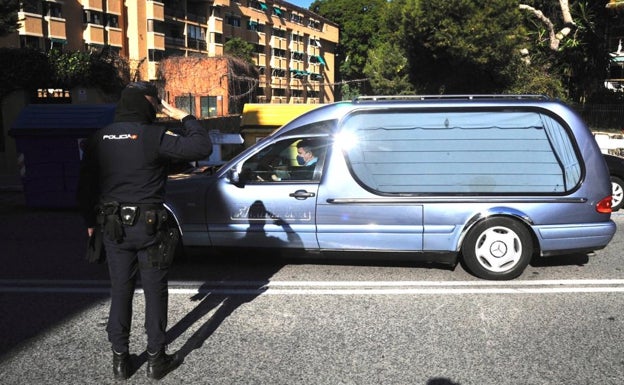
<box><xmin>103</xmin><ymin>218</ymin><xmax>169</xmax><ymax>354</ymax></box>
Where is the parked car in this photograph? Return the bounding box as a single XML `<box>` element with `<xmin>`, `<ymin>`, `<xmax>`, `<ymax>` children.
<box><xmin>604</xmin><ymin>153</ymin><xmax>624</xmax><ymax>211</ymax></box>
<box><xmin>165</xmin><ymin>95</ymin><xmax>616</xmax><ymax>280</ymax></box>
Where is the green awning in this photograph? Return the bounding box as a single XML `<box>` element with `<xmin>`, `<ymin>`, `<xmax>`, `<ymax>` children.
<box><xmin>317</xmin><ymin>55</ymin><xmax>326</xmax><ymax>65</ymax></box>
<box><xmin>259</xmin><ymin>2</ymin><xmax>268</xmax><ymax>11</ymax></box>
<box><xmin>274</xmin><ymin>7</ymin><xmax>282</xmax><ymax>16</ymax></box>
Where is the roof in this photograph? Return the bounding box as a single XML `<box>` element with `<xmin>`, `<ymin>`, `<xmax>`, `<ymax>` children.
<box><xmin>240</xmin><ymin>103</ymin><xmax>323</xmax><ymax>129</ymax></box>
<box><xmin>9</xmin><ymin>104</ymin><xmax>116</xmax><ymax>136</ymax></box>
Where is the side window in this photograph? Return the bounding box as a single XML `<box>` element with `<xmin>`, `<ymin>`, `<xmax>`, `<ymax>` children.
<box><xmin>240</xmin><ymin>137</ymin><xmax>328</xmax><ymax>183</ymax></box>
<box><xmin>340</xmin><ymin>110</ymin><xmax>581</xmax><ymax>194</ymax></box>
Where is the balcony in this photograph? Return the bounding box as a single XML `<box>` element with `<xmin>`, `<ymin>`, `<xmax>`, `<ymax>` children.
<box><xmin>84</xmin><ymin>24</ymin><xmax>105</xmax><ymax>45</ymax></box>
<box><xmin>81</xmin><ymin>0</ymin><xmax>104</xmax><ymax>10</ymax></box>
<box><xmin>46</xmin><ymin>17</ymin><xmax>67</xmax><ymax>40</ymax></box>
<box><xmin>165</xmin><ymin>7</ymin><xmax>185</xmax><ymax>20</ymax></box>
<box><xmin>18</xmin><ymin>12</ymin><xmax>44</xmax><ymax>36</ymax></box>
<box><xmin>148</xmin><ymin>32</ymin><xmax>166</xmax><ymax>50</ymax></box>
<box><xmin>106</xmin><ymin>0</ymin><xmax>123</xmax><ymax>15</ymax></box>
<box><xmin>106</xmin><ymin>27</ymin><xmax>123</xmax><ymax>47</ymax></box>
<box><xmin>147</xmin><ymin>0</ymin><xmax>165</xmax><ymax>21</ymax></box>
<box><xmin>188</xmin><ymin>38</ymin><xmax>207</xmax><ymax>51</ymax></box>
<box><xmin>165</xmin><ymin>36</ymin><xmax>185</xmax><ymax>47</ymax></box>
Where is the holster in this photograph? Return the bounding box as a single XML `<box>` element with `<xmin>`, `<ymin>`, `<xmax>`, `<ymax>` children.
<box><xmin>145</xmin><ymin>209</ymin><xmax>179</xmax><ymax>269</ymax></box>
<box><xmin>97</xmin><ymin>201</ymin><xmax>124</xmax><ymax>243</ymax></box>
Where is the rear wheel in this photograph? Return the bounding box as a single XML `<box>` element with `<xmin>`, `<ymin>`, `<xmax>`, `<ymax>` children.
<box><xmin>461</xmin><ymin>217</ymin><xmax>533</xmax><ymax>280</ymax></box>
<box><xmin>611</xmin><ymin>176</ymin><xmax>624</xmax><ymax>211</ymax></box>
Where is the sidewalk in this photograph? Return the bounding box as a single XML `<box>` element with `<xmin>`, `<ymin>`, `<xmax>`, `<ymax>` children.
<box><xmin>0</xmin><ymin>174</ymin><xmax>22</xmax><ymax>192</ymax></box>
<box><xmin>0</xmin><ymin>174</ymin><xmax>25</xmax><ymax>210</ymax></box>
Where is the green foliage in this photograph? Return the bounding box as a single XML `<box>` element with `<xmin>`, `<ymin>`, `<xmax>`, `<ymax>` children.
<box><xmin>311</xmin><ymin>0</ymin><xmax>387</xmax><ymax>94</ymax></box>
<box><xmin>0</xmin><ymin>0</ymin><xmax>19</xmax><ymax>37</ymax></box>
<box><xmin>0</xmin><ymin>48</ymin><xmax>129</xmax><ymax>100</ymax></box>
<box><xmin>402</xmin><ymin>0</ymin><xmax>526</xmax><ymax>94</ymax></box>
<box><xmin>364</xmin><ymin>41</ymin><xmax>414</xmax><ymax>95</ymax></box>
<box><xmin>521</xmin><ymin>1</ymin><xmax>609</xmax><ymax>102</ymax></box>
<box><xmin>224</xmin><ymin>37</ymin><xmax>255</xmax><ymax>64</ymax></box>
<box><xmin>0</xmin><ymin>48</ymin><xmax>52</xmax><ymax>99</ymax></box>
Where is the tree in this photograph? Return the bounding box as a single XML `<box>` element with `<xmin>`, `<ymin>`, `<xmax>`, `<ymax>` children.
<box><xmin>310</xmin><ymin>0</ymin><xmax>386</xmax><ymax>95</ymax></box>
<box><xmin>224</xmin><ymin>37</ymin><xmax>255</xmax><ymax>64</ymax></box>
<box><xmin>520</xmin><ymin>1</ymin><xmax>611</xmax><ymax>101</ymax></box>
<box><xmin>401</xmin><ymin>0</ymin><xmax>526</xmax><ymax>94</ymax></box>
<box><xmin>0</xmin><ymin>0</ymin><xmax>19</xmax><ymax>37</ymax></box>
<box><xmin>0</xmin><ymin>48</ymin><xmax>52</xmax><ymax>100</ymax></box>
<box><xmin>363</xmin><ymin>41</ymin><xmax>414</xmax><ymax>95</ymax></box>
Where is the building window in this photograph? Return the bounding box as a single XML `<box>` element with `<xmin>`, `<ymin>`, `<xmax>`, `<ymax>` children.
<box><xmin>247</xmin><ymin>20</ymin><xmax>264</xmax><ymax>33</ymax></box>
<box><xmin>291</xmin><ymin>51</ymin><xmax>305</xmax><ymax>61</ymax></box>
<box><xmin>272</xmin><ymin>48</ymin><xmax>286</xmax><ymax>58</ymax></box>
<box><xmin>47</xmin><ymin>2</ymin><xmax>63</xmax><ymax>18</ymax></box>
<box><xmin>292</xmin><ymin>33</ymin><xmax>305</xmax><ymax>44</ymax></box>
<box><xmin>83</xmin><ymin>10</ymin><xmax>103</xmax><ymax>25</ymax></box>
<box><xmin>309</xmin><ymin>38</ymin><xmax>321</xmax><ymax>48</ymax></box>
<box><xmin>21</xmin><ymin>0</ymin><xmax>43</xmax><ymax>13</ymax></box>
<box><xmin>258</xmin><ymin>66</ymin><xmax>266</xmax><ymax>75</ymax></box>
<box><xmin>175</xmin><ymin>95</ymin><xmax>195</xmax><ymax>115</ymax></box>
<box><xmin>273</xmin><ymin>88</ymin><xmax>286</xmax><ymax>97</ymax></box>
<box><xmin>226</xmin><ymin>15</ymin><xmax>241</xmax><ymax>27</ymax></box>
<box><xmin>147</xmin><ymin>20</ymin><xmax>166</xmax><ymax>33</ymax></box>
<box><xmin>188</xmin><ymin>25</ymin><xmax>206</xmax><ymax>40</ymax></box>
<box><xmin>272</xmin><ymin>28</ymin><xmax>286</xmax><ymax>39</ymax></box>
<box><xmin>20</xmin><ymin>35</ymin><xmax>41</xmax><ymax>49</ymax></box>
<box><xmin>148</xmin><ymin>49</ymin><xmax>165</xmax><ymax>62</ymax></box>
<box><xmin>308</xmin><ymin>19</ymin><xmax>320</xmax><ymax>30</ymax></box>
<box><xmin>200</xmin><ymin>96</ymin><xmax>218</xmax><ymax>117</ymax></box>
<box><xmin>255</xmin><ymin>44</ymin><xmax>265</xmax><ymax>54</ymax></box>
<box><xmin>272</xmin><ymin>69</ymin><xmax>286</xmax><ymax>77</ymax></box>
<box><xmin>250</xmin><ymin>1</ymin><xmax>267</xmax><ymax>12</ymax></box>
<box><xmin>210</xmin><ymin>32</ymin><xmax>223</xmax><ymax>44</ymax></box>
<box><xmin>291</xmin><ymin>13</ymin><xmax>303</xmax><ymax>24</ymax></box>
<box><xmin>106</xmin><ymin>14</ymin><xmax>119</xmax><ymax>28</ymax></box>
<box><xmin>48</xmin><ymin>38</ymin><xmax>67</xmax><ymax>51</ymax></box>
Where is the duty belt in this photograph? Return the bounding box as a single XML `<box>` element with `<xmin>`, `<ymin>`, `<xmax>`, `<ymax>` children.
<box><xmin>119</xmin><ymin>203</ymin><xmax>163</xmax><ymax>226</ymax></box>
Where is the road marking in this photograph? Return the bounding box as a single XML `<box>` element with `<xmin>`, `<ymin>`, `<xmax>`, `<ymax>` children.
<box><xmin>3</xmin><ymin>279</ymin><xmax>624</xmax><ymax>295</ymax></box>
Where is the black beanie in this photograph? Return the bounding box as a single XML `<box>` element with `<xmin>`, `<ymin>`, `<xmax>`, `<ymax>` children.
<box><xmin>113</xmin><ymin>82</ymin><xmax>160</xmax><ymax>123</ymax></box>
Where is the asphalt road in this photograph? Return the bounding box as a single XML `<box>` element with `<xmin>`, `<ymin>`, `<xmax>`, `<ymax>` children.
<box><xmin>1</xmin><ymin>190</ymin><xmax>624</xmax><ymax>385</ymax></box>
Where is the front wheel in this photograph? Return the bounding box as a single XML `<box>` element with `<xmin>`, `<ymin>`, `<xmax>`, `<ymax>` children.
<box><xmin>461</xmin><ymin>217</ymin><xmax>533</xmax><ymax>280</ymax></box>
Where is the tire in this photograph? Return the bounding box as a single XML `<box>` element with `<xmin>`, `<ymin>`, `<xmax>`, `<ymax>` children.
<box><xmin>611</xmin><ymin>176</ymin><xmax>624</xmax><ymax>212</ymax></box>
<box><xmin>461</xmin><ymin>217</ymin><xmax>533</xmax><ymax>280</ymax></box>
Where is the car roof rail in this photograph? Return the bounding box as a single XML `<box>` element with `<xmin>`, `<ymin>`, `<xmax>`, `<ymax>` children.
<box><xmin>353</xmin><ymin>94</ymin><xmax>550</xmax><ymax>102</ymax></box>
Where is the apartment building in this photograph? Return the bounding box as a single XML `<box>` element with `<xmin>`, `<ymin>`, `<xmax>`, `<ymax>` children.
<box><xmin>2</xmin><ymin>0</ymin><xmax>339</xmax><ymax>106</ymax></box>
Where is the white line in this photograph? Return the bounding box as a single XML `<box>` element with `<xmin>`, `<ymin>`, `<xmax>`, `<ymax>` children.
<box><xmin>3</xmin><ymin>279</ymin><xmax>624</xmax><ymax>295</ymax></box>
<box><xmin>166</xmin><ymin>287</ymin><xmax>624</xmax><ymax>295</ymax></box>
<box><xmin>4</xmin><ymin>279</ymin><xmax>624</xmax><ymax>288</ymax></box>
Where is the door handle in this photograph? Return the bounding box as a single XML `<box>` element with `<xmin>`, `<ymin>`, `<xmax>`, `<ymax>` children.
<box><xmin>289</xmin><ymin>190</ymin><xmax>316</xmax><ymax>200</ymax></box>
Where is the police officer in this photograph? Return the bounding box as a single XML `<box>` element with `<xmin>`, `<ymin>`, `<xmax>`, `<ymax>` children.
<box><xmin>77</xmin><ymin>82</ymin><xmax>212</xmax><ymax>380</ymax></box>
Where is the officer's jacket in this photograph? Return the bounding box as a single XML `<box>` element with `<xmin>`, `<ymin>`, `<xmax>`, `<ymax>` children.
<box><xmin>77</xmin><ymin>116</ymin><xmax>212</xmax><ymax>227</ymax></box>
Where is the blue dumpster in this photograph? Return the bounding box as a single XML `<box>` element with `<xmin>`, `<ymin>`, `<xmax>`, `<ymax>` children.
<box><xmin>8</xmin><ymin>104</ymin><xmax>116</xmax><ymax>208</ymax></box>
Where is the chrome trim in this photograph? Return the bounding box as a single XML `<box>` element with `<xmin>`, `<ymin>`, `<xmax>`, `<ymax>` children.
<box><xmin>326</xmin><ymin>197</ymin><xmax>587</xmax><ymax>204</ymax></box>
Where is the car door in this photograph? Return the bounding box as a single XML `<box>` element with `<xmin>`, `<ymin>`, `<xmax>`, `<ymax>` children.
<box><xmin>206</xmin><ymin>136</ymin><xmax>326</xmax><ymax>249</ymax></box>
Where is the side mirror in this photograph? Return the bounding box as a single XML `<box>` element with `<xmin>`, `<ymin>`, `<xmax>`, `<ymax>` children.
<box><xmin>227</xmin><ymin>167</ymin><xmax>240</xmax><ymax>185</ymax></box>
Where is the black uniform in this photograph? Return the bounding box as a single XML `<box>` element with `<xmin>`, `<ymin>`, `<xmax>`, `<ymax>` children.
<box><xmin>77</xmin><ymin>84</ymin><xmax>212</xmax><ymax>357</ymax></box>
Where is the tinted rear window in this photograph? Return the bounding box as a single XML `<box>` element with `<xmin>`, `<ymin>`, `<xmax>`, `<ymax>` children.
<box><xmin>339</xmin><ymin>110</ymin><xmax>580</xmax><ymax>194</ymax></box>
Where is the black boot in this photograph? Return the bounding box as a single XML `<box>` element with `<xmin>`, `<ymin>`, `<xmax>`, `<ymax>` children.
<box><xmin>112</xmin><ymin>349</ymin><xmax>131</xmax><ymax>380</ymax></box>
<box><xmin>146</xmin><ymin>348</ymin><xmax>180</xmax><ymax>380</ymax></box>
